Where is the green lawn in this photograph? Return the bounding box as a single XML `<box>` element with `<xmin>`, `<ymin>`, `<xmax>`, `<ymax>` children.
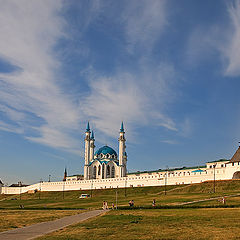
<box><xmin>1</xmin><ymin>180</ymin><xmax>240</xmax><ymax>210</ymax></box>
<box><xmin>1</xmin><ymin>180</ymin><xmax>240</xmax><ymax>238</ymax></box>
<box><xmin>0</xmin><ymin>184</ymin><xmax>185</xmax><ymax>209</ymax></box>
<box><xmin>36</xmin><ymin>208</ymin><xmax>240</xmax><ymax>240</ymax></box>
<box><xmin>0</xmin><ymin>210</ymin><xmax>84</xmax><ymax>232</ymax></box>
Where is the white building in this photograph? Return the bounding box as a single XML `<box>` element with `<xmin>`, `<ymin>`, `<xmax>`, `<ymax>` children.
<box><xmin>84</xmin><ymin>122</ymin><xmax>127</xmax><ymax>180</ymax></box>
<box><xmin>1</xmin><ymin>123</ymin><xmax>240</xmax><ymax>195</ymax></box>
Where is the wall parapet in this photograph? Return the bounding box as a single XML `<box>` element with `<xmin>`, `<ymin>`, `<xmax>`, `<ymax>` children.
<box><xmin>2</xmin><ymin>163</ymin><xmax>240</xmax><ymax>194</ymax></box>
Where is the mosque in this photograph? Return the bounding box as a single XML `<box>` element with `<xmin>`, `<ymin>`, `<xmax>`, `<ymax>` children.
<box><xmin>83</xmin><ymin>122</ymin><xmax>127</xmax><ymax>180</ymax></box>
<box><xmin>1</xmin><ymin>122</ymin><xmax>240</xmax><ymax>195</ymax></box>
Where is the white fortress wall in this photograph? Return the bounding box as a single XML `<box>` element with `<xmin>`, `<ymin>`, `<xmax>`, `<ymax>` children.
<box><xmin>2</xmin><ymin>123</ymin><xmax>240</xmax><ymax>195</ymax></box>
<box><xmin>2</xmin><ymin>163</ymin><xmax>240</xmax><ymax>195</ymax></box>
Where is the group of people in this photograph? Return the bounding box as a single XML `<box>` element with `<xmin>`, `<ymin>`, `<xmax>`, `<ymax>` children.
<box><xmin>103</xmin><ymin>199</ymin><xmax>157</xmax><ymax>209</ymax></box>
<box><xmin>103</xmin><ymin>197</ymin><xmax>227</xmax><ymax>209</ymax></box>
<box><xmin>102</xmin><ymin>201</ymin><xmax>116</xmax><ymax>210</ymax></box>
<box><xmin>102</xmin><ymin>201</ymin><xmax>108</xmax><ymax>210</ymax></box>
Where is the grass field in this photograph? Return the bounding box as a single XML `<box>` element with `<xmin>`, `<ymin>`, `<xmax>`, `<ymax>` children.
<box><xmin>36</xmin><ymin>208</ymin><xmax>240</xmax><ymax>240</ymax></box>
<box><xmin>0</xmin><ymin>210</ymin><xmax>84</xmax><ymax>232</ymax></box>
<box><xmin>1</xmin><ymin>180</ymin><xmax>240</xmax><ymax>238</ymax></box>
<box><xmin>0</xmin><ymin>184</ymin><xmax>187</xmax><ymax>209</ymax></box>
<box><xmin>1</xmin><ymin>180</ymin><xmax>240</xmax><ymax>209</ymax></box>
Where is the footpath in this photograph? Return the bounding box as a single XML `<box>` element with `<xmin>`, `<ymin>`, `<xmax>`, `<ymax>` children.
<box><xmin>0</xmin><ymin>209</ymin><xmax>106</xmax><ymax>240</ymax></box>
<box><xmin>177</xmin><ymin>193</ymin><xmax>240</xmax><ymax>206</ymax></box>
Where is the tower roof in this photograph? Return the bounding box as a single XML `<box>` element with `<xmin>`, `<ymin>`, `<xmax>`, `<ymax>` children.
<box><xmin>230</xmin><ymin>146</ymin><xmax>240</xmax><ymax>163</ymax></box>
<box><xmin>91</xmin><ymin>131</ymin><xmax>94</xmax><ymax>139</ymax></box>
<box><xmin>86</xmin><ymin>122</ymin><xmax>90</xmax><ymax>132</ymax></box>
<box><xmin>120</xmin><ymin>122</ymin><xmax>124</xmax><ymax>132</ymax></box>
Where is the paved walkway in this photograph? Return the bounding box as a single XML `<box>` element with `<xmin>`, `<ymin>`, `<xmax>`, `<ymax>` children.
<box><xmin>177</xmin><ymin>193</ymin><xmax>240</xmax><ymax>206</ymax></box>
<box><xmin>0</xmin><ymin>209</ymin><xmax>106</xmax><ymax>240</ymax></box>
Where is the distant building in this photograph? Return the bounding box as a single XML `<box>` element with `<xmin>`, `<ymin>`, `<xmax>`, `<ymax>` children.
<box><xmin>1</xmin><ymin>123</ymin><xmax>240</xmax><ymax>194</ymax></box>
<box><xmin>83</xmin><ymin>122</ymin><xmax>127</xmax><ymax>180</ymax></box>
<box><xmin>227</xmin><ymin>146</ymin><xmax>240</xmax><ymax>179</ymax></box>
<box><xmin>9</xmin><ymin>183</ymin><xmax>29</xmax><ymax>187</ymax></box>
<box><xmin>66</xmin><ymin>175</ymin><xmax>84</xmax><ymax>181</ymax></box>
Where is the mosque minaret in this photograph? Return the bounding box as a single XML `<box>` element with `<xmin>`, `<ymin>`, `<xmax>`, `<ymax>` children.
<box><xmin>83</xmin><ymin>122</ymin><xmax>91</xmax><ymax>180</ymax></box>
<box><xmin>2</xmin><ymin>122</ymin><xmax>240</xmax><ymax>195</ymax></box>
<box><xmin>83</xmin><ymin>122</ymin><xmax>127</xmax><ymax>180</ymax></box>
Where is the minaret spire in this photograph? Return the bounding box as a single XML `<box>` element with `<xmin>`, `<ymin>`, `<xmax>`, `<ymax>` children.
<box><xmin>63</xmin><ymin>167</ymin><xmax>67</xmax><ymax>181</ymax></box>
<box><xmin>118</xmin><ymin>122</ymin><xmax>127</xmax><ymax>178</ymax></box>
<box><xmin>91</xmin><ymin>130</ymin><xmax>94</xmax><ymax>139</ymax></box>
<box><xmin>120</xmin><ymin>121</ymin><xmax>124</xmax><ymax>132</ymax></box>
<box><xmin>84</xmin><ymin>122</ymin><xmax>91</xmax><ymax>180</ymax></box>
<box><xmin>86</xmin><ymin>121</ymin><xmax>90</xmax><ymax>132</ymax></box>
<box><xmin>90</xmin><ymin>130</ymin><xmax>95</xmax><ymax>163</ymax></box>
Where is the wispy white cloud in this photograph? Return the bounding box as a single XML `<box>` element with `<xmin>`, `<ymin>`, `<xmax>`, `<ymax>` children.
<box><xmin>82</xmin><ymin>73</ymin><xmax>147</xmax><ymax>139</ymax></box>
<box><xmin>0</xmin><ymin>0</ymin><xmax>181</xmax><ymax>154</ymax></box>
<box><xmin>186</xmin><ymin>0</ymin><xmax>240</xmax><ymax>76</ymax></box>
<box><xmin>222</xmin><ymin>0</ymin><xmax>240</xmax><ymax>76</ymax></box>
<box><xmin>0</xmin><ymin>104</ymin><xmax>26</xmax><ymax>122</ymax></box>
<box><xmin>82</xmin><ymin>64</ymin><xmax>178</xmax><ymax>141</ymax></box>
<box><xmin>0</xmin><ymin>0</ymin><xmax>81</xmax><ymax>153</ymax></box>
<box><xmin>179</xmin><ymin>117</ymin><xmax>192</xmax><ymax>137</ymax></box>
<box><xmin>161</xmin><ymin>140</ymin><xmax>178</xmax><ymax>145</ymax></box>
<box><xmin>79</xmin><ymin>0</ymin><xmax>178</xmax><ymax>141</ymax></box>
<box><xmin>122</xmin><ymin>0</ymin><xmax>167</xmax><ymax>53</ymax></box>
<box><xmin>0</xmin><ymin>120</ymin><xmax>23</xmax><ymax>134</ymax></box>
<box><xmin>185</xmin><ymin>27</ymin><xmax>218</xmax><ymax>66</ymax></box>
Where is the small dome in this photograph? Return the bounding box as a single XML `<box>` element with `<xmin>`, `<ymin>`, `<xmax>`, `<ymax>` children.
<box><xmin>95</xmin><ymin>146</ymin><xmax>117</xmax><ymax>158</ymax></box>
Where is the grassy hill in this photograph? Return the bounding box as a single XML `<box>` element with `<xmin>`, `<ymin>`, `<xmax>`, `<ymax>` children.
<box><xmin>36</xmin><ymin>208</ymin><xmax>240</xmax><ymax>240</ymax></box>
<box><xmin>1</xmin><ymin>180</ymin><xmax>240</xmax><ymax>209</ymax></box>
<box><xmin>1</xmin><ymin>180</ymin><xmax>240</xmax><ymax>239</ymax></box>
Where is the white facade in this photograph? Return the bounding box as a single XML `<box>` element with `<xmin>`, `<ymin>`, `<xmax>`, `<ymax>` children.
<box><xmin>1</xmin><ymin>158</ymin><xmax>240</xmax><ymax>195</ymax></box>
<box><xmin>83</xmin><ymin>122</ymin><xmax>127</xmax><ymax>180</ymax></box>
<box><xmin>1</xmin><ymin>124</ymin><xmax>240</xmax><ymax>195</ymax></box>
<box><xmin>66</xmin><ymin>175</ymin><xmax>83</xmax><ymax>181</ymax></box>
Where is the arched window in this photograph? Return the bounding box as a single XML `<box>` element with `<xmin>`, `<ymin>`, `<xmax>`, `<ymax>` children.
<box><xmin>98</xmin><ymin>166</ymin><xmax>101</xmax><ymax>175</ymax></box>
<box><xmin>107</xmin><ymin>165</ymin><xmax>110</xmax><ymax>178</ymax></box>
<box><xmin>100</xmin><ymin>153</ymin><xmax>103</xmax><ymax>158</ymax></box>
<box><xmin>102</xmin><ymin>164</ymin><xmax>105</xmax><ymax>179</ymax></box>
<box><xmin>111</xmin><ymin>166</ymin><xmax>115</xmax><ymax>178</ymax></box>
<box><xmin>93</xmin><ymin>166</ymin><xmax>97</xmax><ymax>179</ymax></box>
<box><xmin>107</xmin><ymin>153</ymin><xmax>110</xmax><ymax>158</ymax></box>
<box><xmin>112</xmin><ymin>154</ymin><xmax>115</xmax><ymax>159</ymax></box>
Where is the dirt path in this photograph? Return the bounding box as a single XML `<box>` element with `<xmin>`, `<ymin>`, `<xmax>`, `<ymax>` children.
<box><xmin>177</xmin><ymin>193</ymin><xmax>240</xmax><ymax>206</ymax></box>
<box><xmin>0</xmin><ymin>209</ymin><xmax>107</xmax><ymax>240</ymax></box>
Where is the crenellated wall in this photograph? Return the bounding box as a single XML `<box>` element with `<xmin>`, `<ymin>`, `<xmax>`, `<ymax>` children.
<box><xmin>1</xmin><ymin>163</ymin><xmax>240</xmax><ymax>195</ymax></box>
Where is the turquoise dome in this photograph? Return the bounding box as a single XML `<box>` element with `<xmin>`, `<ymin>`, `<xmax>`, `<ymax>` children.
<box><xmin>95</xmin><ymin>146</ymin><xmax>117</xmax><ymax>157</ymax></box>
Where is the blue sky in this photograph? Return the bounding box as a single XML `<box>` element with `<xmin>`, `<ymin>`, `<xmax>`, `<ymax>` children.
<box><xmin>1</xmin><ymin>0</ymin><xmax>240</xmax><ymax>184</ymax></box>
